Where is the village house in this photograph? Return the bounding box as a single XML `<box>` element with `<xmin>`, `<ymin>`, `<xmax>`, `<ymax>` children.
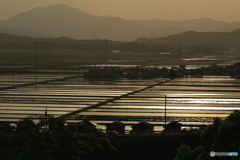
<box><xmin>106</xmin><ymin>121</ymin><xmax>125</xmax><ymax>134</ymax></box>
<box><xmin>163</xmin><ymin>121</ymin><xmax>182</xmax><ymax>133</ymax></box>
<box><xmin>159</xmin><ymin>67</ymin><xmax>169</xmax><ymax>76</ymax></box>
<box><xmin>140</xmin><ymin>67</ymin><xmax>156</xmax><ymax>77</ymax></box>
<box><xmin>82</xmin><ymin>119</ymin><xmax>97</xmax><ymax>128</ymax></box>
<box><xmin>127</xmin><ymin>67</ymin><xmax>140</xmax><ymax>77</ymax></box>
<box><xmin>86</xmin><ymin>67</ymin><xmax>122</xmax><ymax>77</ymax></box>
<box><xmin>109</xmin><ymin>67</ymin><xmax>122</xmax><ymax>77</ymax></box>
<box><xmin>86</xmin><ymin>67</ymin><xmax>102</xmax><ymax>77</ymax></box>
<box><xmin>169</xmin><ymin>67</ymin><xmax>183</xmax><ymax>79</ymax></box>
<box><xmin>130</xmin><ymin>121</ymin><xmax>154</xmax><ymax>134</ymax></box>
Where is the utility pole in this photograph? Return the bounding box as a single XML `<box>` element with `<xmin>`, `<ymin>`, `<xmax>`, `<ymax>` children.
<box><xmin>93</xmin><ymin>31</ymin><xmax>95</xmax><ymax>39</ymax></box>
<box><xmin>104</xmin><ymin>39</ymin><xmax>108</xmax><ymax>62</ymax></box>
<box><xmin>34</xmin><ymin>40</ymin><xmax>38</xmax><ymax>89</ymax></box>
<box><xmin>178</xmin><ymin>41</ymin><xmax>182</xmax><ymax>59</ymax></box>
<box><xmin>164</xmin><ymin>95</ymin><xmax>167</xmax><ymax>135</ymax></box>
<box><xmin>34</xmin><ymin>40</ymin><xmax>38</xmax><ymax>68</ymax></box>
<box><xmin>45</xmin><ymin>107</ymin><xmax>48</xmax><ymax>131</ymax></box>
<box><xmin>165</xmin><ymin>95</ymin><xmax>167</xmax><ymax>127</ymax></box>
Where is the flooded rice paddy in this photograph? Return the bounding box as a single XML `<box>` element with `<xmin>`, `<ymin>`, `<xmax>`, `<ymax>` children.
<box><xmin>1</xmin><ymin>73</ymin><xmax>240</xmax><ymax>132</ymax></box>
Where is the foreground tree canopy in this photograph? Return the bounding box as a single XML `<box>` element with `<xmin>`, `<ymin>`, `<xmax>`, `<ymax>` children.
<box><xmin>175</xmin><ymin>110</ymin><xmax>240</xmax><ymax>160</ymax></box>
<box><xmin>0</xmin><ymin>116</ymin><xmax>117</xmax><ymax>160</ymax></box>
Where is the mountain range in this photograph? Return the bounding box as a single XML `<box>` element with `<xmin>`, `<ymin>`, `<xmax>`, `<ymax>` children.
<box><xmin>1</xmin><ymin>28</ymin><xmax>240</xmax><ymax>50</ymax></box>
<box><xmin>0</xmin><ymin>3</ymin><xmax>240</xmax><ymax>41</ymax></box>
<box><xmin>135</xmin><ymin>29</ymin><xmax>240</xmax><ymax>47</ymax></box>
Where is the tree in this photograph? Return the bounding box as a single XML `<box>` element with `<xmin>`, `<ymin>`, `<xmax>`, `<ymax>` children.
<box><xmin>174</xmin><ymin>143</ymin><xmax>202</xmax><ymax>160</ymax></box>
<box><xmin>0</xmin><ymin>116</ymin><xmax>117</xmax><ymax>160</ymax></box>
<box><xmin>174</xmin><ymin>143</ymin><xmax>191</xmax><ymax>160</ymax></box>
<box><xmin>215</xmin><ymin>110</ymin><xmax>240</xmax><ymax>152</ymax></box>
<box><xmin>175</xmin><ymin>110</ymin><xmax>240</xmax><ymax>160</ymax></box>
<box><xmin>16</xmin><ymin>116</ymin><xmax>37</xmax><ymax>133</ymax></box>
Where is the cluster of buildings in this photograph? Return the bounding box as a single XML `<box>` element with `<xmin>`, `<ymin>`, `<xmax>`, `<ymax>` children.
<box><xmin>84</xmin><ymin>66</ymin><xmax>184</xmax><ymax>78</ymax></box>
<box><xmin>81</xmin><ymin>120</ymin><xmax>183</xmax><ymax>135</ymax></box>
<box><xmin>126</xmin><ymin>67</ymin><xmax>165</xmax><ymax>78</ymax></box>
<box><xmin>84</xmin><ymin>62</ymin><xmax>240</xmax><ymax>79</ymax></box>
<box><xmin>84</xmin><ymin>67</ymin><xmax>122</xmax><ymax>77</ymax></box>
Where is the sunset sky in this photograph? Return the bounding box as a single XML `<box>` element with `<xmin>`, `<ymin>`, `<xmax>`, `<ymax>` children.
<box><xmin>1</xmin><ymin>0</ymin><xmax>240</xmax><ymax>22</ymax></box>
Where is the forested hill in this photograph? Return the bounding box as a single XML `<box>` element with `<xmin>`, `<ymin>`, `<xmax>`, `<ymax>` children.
<box><xmin>0</xmin><ymin>33</ymin><xmax>123</xmax><ymax>51</ymax></box>
<box><xmin>0</xmin><ymin>32</ymin><xmax>33</xmax><ymax>41</ymax></box>
<box><xmin>0</xmin><ymin>31</ymin><xmax>238</xmax><ymax>53</ymax></box>
<box><xmin>135</xmin><ymin>29</ymin><xmax>240</xmax><ymax>48</ymax></box>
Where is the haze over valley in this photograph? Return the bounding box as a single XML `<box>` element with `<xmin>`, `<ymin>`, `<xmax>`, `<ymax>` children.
<box><xmin>1</xmin><ymin>3</ymin><xmax>240</xmax><ymax>41</ymax></box>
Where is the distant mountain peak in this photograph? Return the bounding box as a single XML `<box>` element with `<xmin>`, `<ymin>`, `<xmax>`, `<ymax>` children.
<box><xmin>51</xmin><ymin>3</ymin><xmax>67</xmax><ymax>6</ymax></box>
<box><xmin>25</xmin><ymin>3</ymin><xmax>72</xmax><ymax>12</ymax></box>
<box><xmin>41</xmin><ymin>3</ymin><xmax>75</xmax><ymax>8</ymax></box>
<box><xmin>23</xmin><ymin>3</ymin><xmax>96</xmax><ymax>17</ymax></box>
<box><xmin>0</xmin><ymin>4</ymin><xmax>240</xmax><ymax>41</ymax></box>
<box><xmin>196</xmin><ymin>17</ymin><xmax>213</xmax><ymax>20</ymax></box>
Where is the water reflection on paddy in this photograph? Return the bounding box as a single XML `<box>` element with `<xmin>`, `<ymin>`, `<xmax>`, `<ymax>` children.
<box><xmin>0</xmin><ymin>75</ymin><xmax>157</xmax><ymax>123</ymax></box>
<box><xmin>1</xmin><ymin>74</ymin><xmax>240</xmax><ymax>132</ymax></box>
<box><xmin>78</xmin><ymin>111</ymin><xmax>229</xmax><ymax>118</ymax></box>
<box><xmin>77</xmin><ymin>76</ymin><xmax>240</xmax><ymax>130</ymax></box>
<box><xmin>0</xmin><ymin>73</ymin><xmax>75</xmax><ymax>88</ymax></box>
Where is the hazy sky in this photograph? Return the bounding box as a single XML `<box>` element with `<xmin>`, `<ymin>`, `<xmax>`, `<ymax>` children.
<box><xmin>1</xmin><ymin>0</ymin><xmax>240</xmax><ymax>22</ymax></box>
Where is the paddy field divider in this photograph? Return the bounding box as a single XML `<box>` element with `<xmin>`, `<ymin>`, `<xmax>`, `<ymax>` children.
<box><xmin>0</xmin><ymin>75</ymin><xmax>80</xmax><ymax>91</ymax></box>
<box><xmin>57</xmin><ymin>78</ymin><xmax>172</xmax><ymax>120</ymax></box>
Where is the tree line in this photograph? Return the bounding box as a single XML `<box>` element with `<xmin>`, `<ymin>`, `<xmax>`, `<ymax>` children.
<box><xmin>0</xmin><ymin>33</ymin><xmax>229</xmax><ymax>54</ymax></box>
<box><xmin>0</xmin><ymin>116</ymin><xmax>117</xmax><ymax>160</ymax></box>
<box><xmin>1</xmin><ymin>110</ymin><xmax>239</xmax><ymax>159</ymax></box>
